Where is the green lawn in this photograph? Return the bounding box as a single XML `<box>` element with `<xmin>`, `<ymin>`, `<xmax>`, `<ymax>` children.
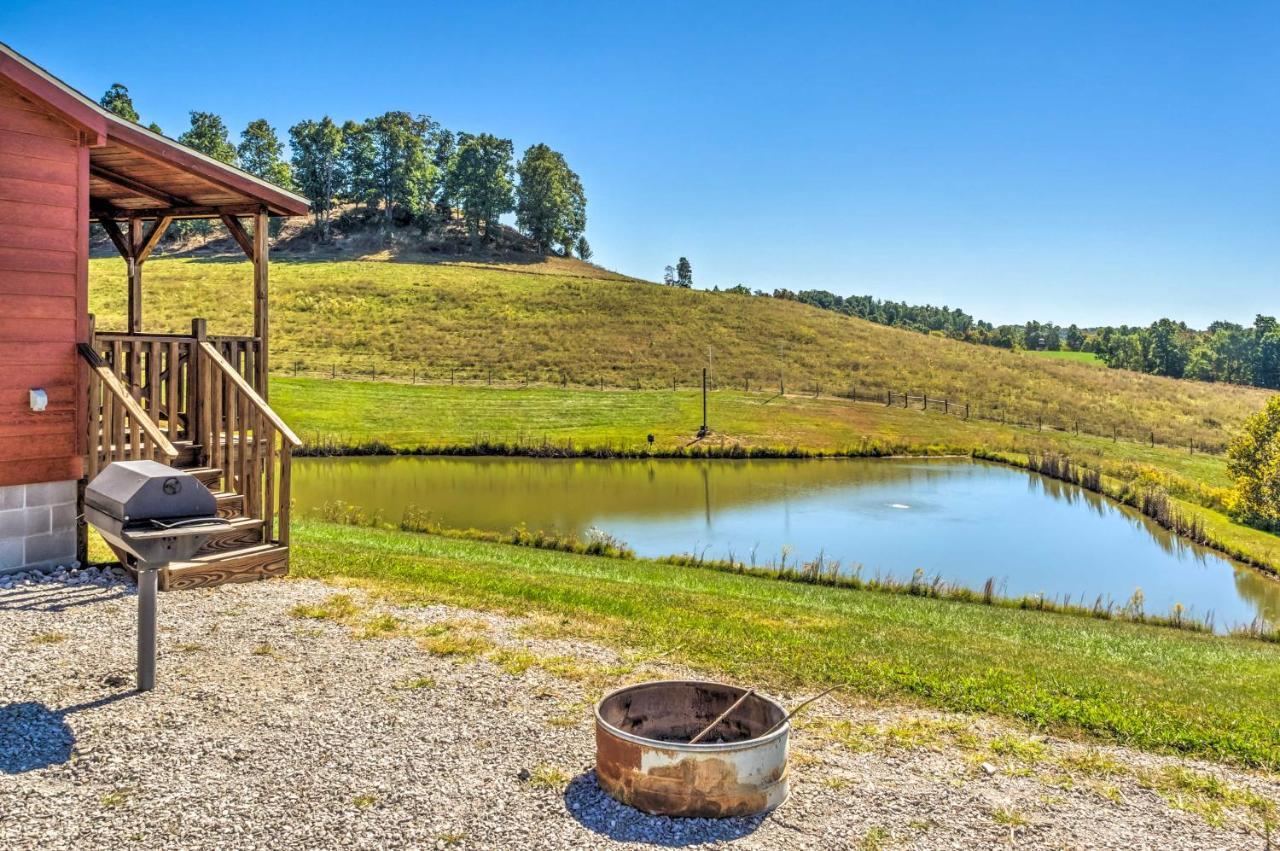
<box><xmin>1025</xmin><ymin>350</ymin><xmax>1104</xmax><ymax>366</ymax></box>
<box><xmin>292</xmin><ymin>520</ymin><xmax>1280</xmax><ymax>770</ymax></box>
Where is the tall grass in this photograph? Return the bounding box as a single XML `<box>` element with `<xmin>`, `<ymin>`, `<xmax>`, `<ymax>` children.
<box><xmin>655</xmin><ymin>551</ymin><xmax>1222</xmax><ymax>638</ymax></box>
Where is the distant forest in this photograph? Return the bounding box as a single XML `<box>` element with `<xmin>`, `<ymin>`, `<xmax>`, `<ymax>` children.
<box><xmin>97</xmin><ymin>83</ymin><xmax>591</xmax><ymax>258</ymax></box>
<box><xmin>749</xmin><ymin>287</ymin><xmax>1280</xmax><ymax>390</ymax></box>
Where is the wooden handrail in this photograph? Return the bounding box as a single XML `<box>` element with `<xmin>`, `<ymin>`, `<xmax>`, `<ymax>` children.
<box><xmin>78</xmin><ymin>344</ymin><xmax>179</xmax><ymax>459</ymax></box>
<box><xmin>199</xmin><ymin>342</ymin><xmax>302</xmax><ymax>447</ymax></box>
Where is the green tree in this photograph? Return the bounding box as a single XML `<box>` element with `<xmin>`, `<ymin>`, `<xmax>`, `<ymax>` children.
<box><xmin>515</xmin><ymin>143</ymin><xmax>586</xmax><ymax>254</ymax></box>
<box><xmin>177</xmin><ymin>112</ymin><xmax>237</xmax><ymax>238</ymax></box>
<box><xmin>178</xmin><ymin>112</ymin><xmax>237</xmax><ymax>164</ymax></box>
<box><xmin>1142</xmin><ymin>319</ymin><xmax>1189</xmax><ymax>377</ymax></box>
<box><xmin>446</xmin><ymin>133</ymin><xmax>515</xmax><ymax>240</ymax></box>
<box><xmin>1228</xmin><ymin>396</ymin><xmax>1280</xmax><ymax>528</ymax></box>
<box><xmin>1064</xmin><ymin>324</ymin><xmax>1085</xmax><ymax>352</ymax></box>
<box><xmin>676</xmin><ymin>257</ymin><xmax>692</xmax><ymax>287</ymax></box>
<box><xmin>99</xmin><ymin>83</ymin><xmax>139</xmax><ymax>123</ymax></box>
<box><xmin>426</xmin><ymin>127</ymin><xmax>457</xmax><ymax>225</ymax></box>
<box><xmin>340</xmin><ymin>120</ymin><xmax>377</xmax><ymax>210</ymax></box>
<box><xmin>575</xmin><ymin>236</ymin><xmax>592</xmax><ymax>261</ymax></box>
<box><xmin>238</xmin><ymin>119</ymin><xmax>292</xmax><ymax>189</ymax></box>
<box><xmin>289</xmin><ymin>117</ymin><xmax>345</xmax><ymax>241</ymax></box>
<box><xmin>362</xmin><ymin>112</ymin><xmax>437</xmax><ymax>229</ymax></box>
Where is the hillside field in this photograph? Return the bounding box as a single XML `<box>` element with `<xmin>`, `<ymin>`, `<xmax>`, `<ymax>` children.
<box><xmin>88</xmin><ymin>255</ymin><xmax>1272</xmax><ymax>450</ymax></box>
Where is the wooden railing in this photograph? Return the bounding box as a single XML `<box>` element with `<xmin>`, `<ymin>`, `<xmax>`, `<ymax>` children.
<box><xmin>93</xmin><ymin>327</ymin><xmax>264</xmax><ymax>441</ymax></box>
<box><xmin>196</xmin><ymin>342</ymin><xmax>302</xmax><ymax>545</ymax></box>
<box><xmin>80</xmin><ymin>343</ymin><xmax>179</xmax><ymax>479</ymax></box>
<box><xmin>94</xmin><ymin>331</ymin><xmax>198</xmax><ymax>443</ymax></box>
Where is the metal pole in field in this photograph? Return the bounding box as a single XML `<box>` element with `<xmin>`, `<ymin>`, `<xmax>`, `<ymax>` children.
<box><xmin>702</xmin><ymin>368</ymin><xmax>708</xmax><ymax>435</ymax></box>
<box><xmin>137</xmin><ymin>566</ymin><xmax>159</xmax><ymax>692</ymax></box>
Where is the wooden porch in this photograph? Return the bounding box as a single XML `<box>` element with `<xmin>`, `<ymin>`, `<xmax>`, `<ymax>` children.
<box><xmin>82</xmin><ymin>207</ymin><xmax>302</xmax><ymax>590</ymax></box>
<box><xmin>81</xmin><ymin>318</ymin><xmax>301</xmax><ymax>590</ymax></box>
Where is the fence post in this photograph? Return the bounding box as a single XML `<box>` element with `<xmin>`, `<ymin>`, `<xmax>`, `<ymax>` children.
<box><xmin>331</xmin><ymin>363</ymin><xmax>336</xmax><ymax>379</ymax></box>
<box><xmin>965</xmin><ymin>403</ymin><xmax>970</xmax><ymax>420</ymax></box>
<box><xmin>293</xmin><ymin>360</ymin><xmax>299</xmax><ymax>377</ymax></box>
<box><xmin>411</xmin><ymin>368</ymin><xmax>416</xmax><ymax>385</ymax></box>
<box><xmin>886</xmin><ymin>390</ymin><xmax>891</xmax><ymax>406</ymax></box>
<box><xmin>1037</xmin><ymin>416</ymin><xmax>1042</xmax><ymax>431</ymax></box>
<box><xmin>371</xmin><ymin>364</ymin><xmax>376</xmax><ymax>381</ymax></box>
<box><xmin>1150</xmin><ymin>430</ymin><xmax>1155</xmax><ymax>447</ymax></box>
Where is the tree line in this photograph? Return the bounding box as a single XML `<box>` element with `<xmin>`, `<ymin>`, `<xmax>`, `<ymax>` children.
<box><xmin>753</xmin><ymin>287</ymin><xmax>1280</xmax><ymax>389</ymax></box>
<box><xmin>97</xmin><ymin>84</ymin><xmax>590</xmax><ymax>257</ymax></box>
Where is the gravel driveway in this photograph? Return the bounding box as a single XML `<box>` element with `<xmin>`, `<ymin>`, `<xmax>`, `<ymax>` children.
<box><xmin>1</xmin><ymin>567</ymin><xmax>1275</xmax><ymax>850</ymax></box>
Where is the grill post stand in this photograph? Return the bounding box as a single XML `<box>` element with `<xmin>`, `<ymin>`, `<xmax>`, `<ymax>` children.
<box><xmin>137</xmin><ymin>565</ymin><xmax>159</xmax><ymax>692</ymax></box>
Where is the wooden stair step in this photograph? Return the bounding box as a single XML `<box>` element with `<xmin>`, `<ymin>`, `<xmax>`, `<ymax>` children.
<box><xmin>214</xmin><ymin>491</ymin><xmax>244</xmax><ymax>519</ymax></box>
<box><xmin>195</xmin><ymin>517</ymin><xmax>264</xmax><ymax>556</ymax></box>
<box><xmin>183</xmin><ymin>467</ymin><xmax>222</xmax><ymax>488</ymax></box>
<box><xmin>162</xmin><ymin>544</ymin><xmax>289</xmax><ymax>592</ymax></box>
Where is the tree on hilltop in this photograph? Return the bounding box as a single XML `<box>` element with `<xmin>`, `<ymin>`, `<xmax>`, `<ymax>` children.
<box><xmin>446</xmin><ymin>133</ymin><xmax>515</xmax><ymax>240</ymax></box>
<box><xmin>676</xmin><ymin>257</ymin><xmax>692</xmax><ymax>287</ymax></box>
<box><xmin>239</xmin><ymin>119</ymin><xmax>292</xmax><ymax>189</ymax></box>
<box><xmin>289</xmin><ymin>117</ymin><xmax>345</xmax><ymax>241</ymax></box>
<box><xmin>515</xmin><ymin>143</ymin><xmax>586</xmax><ymax>255</ymax></box>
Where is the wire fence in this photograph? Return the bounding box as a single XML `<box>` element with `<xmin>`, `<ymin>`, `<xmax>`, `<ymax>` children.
<box><xmin>273</xmin><ymin>358</ymin><xmax>1228</xmax><ymax>456</ymax></box>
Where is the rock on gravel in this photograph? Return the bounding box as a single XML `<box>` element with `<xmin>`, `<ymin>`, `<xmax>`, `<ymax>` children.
<box><xmin>0</xmin><ymin>573</ymin><xmax>1275</xmax><ymax>850</ymax></box>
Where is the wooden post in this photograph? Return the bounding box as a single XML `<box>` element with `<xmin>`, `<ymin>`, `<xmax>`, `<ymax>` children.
<box><xmin>190</xmin><ymin>319</ymin><xmax>207</xmax><ymax>465</ymax></box>
<box><xmin>702</xmin><ymin>368</ymin><xmax>708</xmax><ymax>433</ymax></box>
<box><xmin>965</xmin><ymin>403</ymin><xmax>970</xmax><ymax>420</ymax></box>
<box><xmin>127</xmin><ymin>215</ymin><xmax>142</xmax><ymax>334</ymax></box>
<box><xmin>253</xmin><ymin>208</ymin><xmax>270</xmax><ymax>399</ymax></box>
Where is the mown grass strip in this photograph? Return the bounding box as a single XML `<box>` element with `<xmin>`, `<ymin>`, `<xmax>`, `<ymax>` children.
<box><xmin>291</xmin><ymin>520</ymin><xmax>1280</xmax><ymax>770</ymax></box>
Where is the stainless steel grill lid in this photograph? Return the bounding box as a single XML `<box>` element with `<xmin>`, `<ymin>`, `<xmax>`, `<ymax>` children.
<box><xmin>84</xmin><ymin>460</ymin><xmax>216</xmax><ymax>522</ymax></box>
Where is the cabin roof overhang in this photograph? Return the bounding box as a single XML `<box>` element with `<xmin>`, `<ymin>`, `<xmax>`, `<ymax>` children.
<box><xmin>0</xmin><ymin>42</ymin><xmax>311</xmax><ymax>221</ymax></box>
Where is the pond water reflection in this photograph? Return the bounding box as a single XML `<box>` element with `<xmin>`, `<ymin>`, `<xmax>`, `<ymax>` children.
<box><xmin>294</xmin><ymin>456</ymin><xmax>1280</xmax><ymax>632</ymax></box>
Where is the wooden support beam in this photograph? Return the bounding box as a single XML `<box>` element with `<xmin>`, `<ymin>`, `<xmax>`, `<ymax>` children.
<box><xmin>220</xmin><ymin>213</ymin><xmax>256</xmax><ymax>261</ymax></box>
<box><xmin>135</xmin><ymin>215</ymin><xmax>173</xmax><ymax>263</ymax></box>
<box><xmin>99</xmin><ymin>217</ymin><xmax>131</xmax><ymax>260</ymax></box>
<box><xmin>127</xmin><ymin>215</ymin><xmax>143</xmax><ymax>334</ymax></box>
<box><xmin>253</xmin><ymin>208</ymin><xmax>270</xmax><ymax>399</ymax></box>
<box><xmin>90</xmin><ymin>164</ymin><xmax>190</xmax><ymax>208</ymax></box>
<box><xmin>91</xmin><ymin>203</ymin><xmax>267</xmax><ymax>222</ymax></box>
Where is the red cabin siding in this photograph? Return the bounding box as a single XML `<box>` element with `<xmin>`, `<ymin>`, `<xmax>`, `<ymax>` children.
<box><xmin>0</xmin><ymin>78</ymin><xmax>85</xmax><ymax>488</ymax></box>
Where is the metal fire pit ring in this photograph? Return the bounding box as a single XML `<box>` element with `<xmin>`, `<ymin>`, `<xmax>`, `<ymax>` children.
<box><xmin>594</xmin><ymin>680</ymin><xmax>790</xmax><ymax>818</ymax></box>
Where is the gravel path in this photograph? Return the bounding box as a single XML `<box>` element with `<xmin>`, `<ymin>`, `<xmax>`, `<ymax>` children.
<box><xmin>1</xmin><ymin>568</ymin><xmax>1276</xmax><ymax>850</ymax></box>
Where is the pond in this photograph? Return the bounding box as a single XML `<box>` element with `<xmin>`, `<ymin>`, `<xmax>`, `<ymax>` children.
<box><xmin>293</xmin><ymin>456</ymin><xmax>1280</xmax><ymax>632</ymax></box>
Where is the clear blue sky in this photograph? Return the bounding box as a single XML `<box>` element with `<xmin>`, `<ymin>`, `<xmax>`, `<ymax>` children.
<box><xmin>5</xmin><ymin>1</ymin><xmax>1277</xmax><ymax>327</ymax></box>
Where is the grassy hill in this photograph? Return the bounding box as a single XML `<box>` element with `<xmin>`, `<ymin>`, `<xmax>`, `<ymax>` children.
<box><xmin>88</xmin><ymin>254</ymin><xmax>1271</xmax><ymax>451</ymax></box>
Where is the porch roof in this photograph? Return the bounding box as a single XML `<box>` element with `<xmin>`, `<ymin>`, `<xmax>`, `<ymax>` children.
<box><xmin>0</xmin><ymin>42</ymin><xmax>310</xmax><ymax>221</ymax></box>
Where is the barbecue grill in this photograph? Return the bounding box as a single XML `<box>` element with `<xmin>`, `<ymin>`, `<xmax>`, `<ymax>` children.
<box><xmin>84</xmin><ymin>461</ymin><xmax>229</xmax><ymax>691</ymax></box>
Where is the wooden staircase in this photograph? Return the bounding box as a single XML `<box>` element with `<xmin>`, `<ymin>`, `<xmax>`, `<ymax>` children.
<box><xmin>81</xmin><ymin>334</ymin><xmax>300</xmax><ymax>592</ymax></box>
<box><xmin>151</xmin><ymin>445</ymin><xmax>290</xmax><ymax>591</ymax></box>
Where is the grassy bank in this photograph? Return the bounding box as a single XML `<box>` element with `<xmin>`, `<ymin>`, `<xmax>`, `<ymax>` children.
<box><xmin>88</xmin><ymin>255</ymin><xmax>1272</xmax><ymax>448</ymax></box>
<box><xmin>291</xmin><ymin>520</ymin><xmax>1280</xmax><ymax>770</ymax></box>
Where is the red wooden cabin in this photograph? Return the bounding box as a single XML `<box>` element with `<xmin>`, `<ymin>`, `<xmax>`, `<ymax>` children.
<box><xmin>0</xmin><ymin>43</ymin><xmax>310</xmax><ymax>588</ymax></box>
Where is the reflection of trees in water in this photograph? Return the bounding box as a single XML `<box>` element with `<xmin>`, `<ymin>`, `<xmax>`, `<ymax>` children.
<box><xmin>1232</xmin><ymin>569</ymin><xmax>1280</xmax><ymax>626</ymax></box>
